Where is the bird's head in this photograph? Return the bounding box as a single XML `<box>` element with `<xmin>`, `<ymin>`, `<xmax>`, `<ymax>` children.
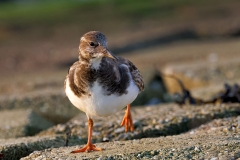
<box><xmin>79</xmin><ymin>31</ymin><xmax>117</xmax><ymax>61</ymax></box>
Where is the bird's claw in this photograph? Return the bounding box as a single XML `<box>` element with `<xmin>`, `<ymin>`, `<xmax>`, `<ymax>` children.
<box><xmin>120</xmin><ymin>108</ymin><xmax>134</xmax><ymax>132</ymax></box>
<box><xmin>71</xmin><ymin>143</ymin><xmax>102</xmax><ymax>153</ymax></box>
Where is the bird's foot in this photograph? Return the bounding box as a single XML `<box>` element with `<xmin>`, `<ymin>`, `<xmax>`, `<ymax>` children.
<box><xmin>120</xmin><ymin>105</ymin><xmax>134</xmax><ymax>132</ymax></box>
<box><xmin>71</xmin><ymin>143</ymin><xmax>102</xmax><ymax>153</ymax></box>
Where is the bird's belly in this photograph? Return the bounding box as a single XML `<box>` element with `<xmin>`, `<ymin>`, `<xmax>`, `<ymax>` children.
<box><xmin>89</xmin><ymin>81</ymin><xmax>139</xmax><ymax>117</ymax></box>
<box><xmin>65</xmin><ymin>79</ymin><xmax>90</xmax><ymax>113</ymax></box>
<box><xmin>65</xmin><ymin>79</ymin><xmax>139</xmax><ymax>117</ymax></box>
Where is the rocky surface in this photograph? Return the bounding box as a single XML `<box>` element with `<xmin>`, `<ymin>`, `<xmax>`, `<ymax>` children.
<box><xmin>38</xmin><ymin>103</ymin><xmax>240</xmax><ymax>143</ymax></box>
<box><xmin>0</xmin><ymin>109</ymin><xmax>53</xmax><ymax>139</ymax></box>
<box><xmin>21</xmin><ymin>130</ymin><xmax>240</xmax><ymax>160</ymax></box>
<box><xmin>161</xmin><ymin>53</ymin><xmax>240</xmax><ymax>94</ymax></box>
<box><xmin>0</xmin><ymin>103</ymin><xmax>240</xmax><ymax>160</ymax></box>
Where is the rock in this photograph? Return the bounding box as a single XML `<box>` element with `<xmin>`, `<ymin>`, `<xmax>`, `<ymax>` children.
<box><xmin>0</xmin><ymin>94</ymin><xmax>80</xmax><ymax>124</ymax></box>
<box><xmin>114</xmin><ymin>127</ymin><xmax>125</xmax><ymax>134</ymax></box>
<box><xmin>0</xmin><ymin>136</ymin><xmax>68</xmax><ymax>160</ymax></box>
<box><xmin>0</xmin><ymin>109</ymin><xmax>54</xmax><ymax>138</ymax></box>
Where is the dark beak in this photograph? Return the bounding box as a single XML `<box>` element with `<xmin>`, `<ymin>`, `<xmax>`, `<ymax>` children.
<box><xmin>104</xmin><ymin>49</ymin><xmax>118</xmax><ymax>60</ymax></box>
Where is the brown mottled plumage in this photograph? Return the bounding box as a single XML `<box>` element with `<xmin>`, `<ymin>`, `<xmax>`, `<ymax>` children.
<box><xmin>64</xmin><ymin>31</ymin><xmax>144</xmax><ymax>153</ymax></box>
<box><xmin>64</xmin><ymin>33</ymin><xmax>144</xmax><ymax>97</ymax></box>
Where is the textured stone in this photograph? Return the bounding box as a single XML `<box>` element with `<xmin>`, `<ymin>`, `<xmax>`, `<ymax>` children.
<box><xmin>0</xmin><ymin>109</ymin><xmax>54</xmax><ymax>138</ymax></box>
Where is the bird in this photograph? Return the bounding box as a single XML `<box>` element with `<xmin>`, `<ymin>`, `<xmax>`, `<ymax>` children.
<box><xmin>64</xmin><ymin>31</ymin><xmax>144</xmax><ymax>153</ymax></box>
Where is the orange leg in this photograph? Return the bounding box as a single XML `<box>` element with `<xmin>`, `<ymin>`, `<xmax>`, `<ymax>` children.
<box><xmin>120</xmin><ymin>104</ymin><xmax>134</xmax><ymax>132</ymax></box>
<box><xmin>71</xmin><ymin>118</ymin><xmax>102</xmax><ymax>153</ymax></box>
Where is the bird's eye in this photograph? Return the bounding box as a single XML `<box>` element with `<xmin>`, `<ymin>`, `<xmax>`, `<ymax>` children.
<box><xmin>89</xmin><ymin>42</ymin><xmax>95</xmax><ymax>46</ymax></box>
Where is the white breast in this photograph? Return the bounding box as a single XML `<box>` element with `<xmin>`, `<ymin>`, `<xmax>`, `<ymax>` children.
<box><xmin>65</xmin><ymin>77</ymin><xmax>139</xmax><ymax>118</ymax></box>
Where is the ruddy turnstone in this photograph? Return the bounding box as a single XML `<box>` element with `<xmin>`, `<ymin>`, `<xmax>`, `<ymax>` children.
<box><xmin>64</xmin><ymin>31</ymin><xmax>144</xmax><ymax>153</ymax></box>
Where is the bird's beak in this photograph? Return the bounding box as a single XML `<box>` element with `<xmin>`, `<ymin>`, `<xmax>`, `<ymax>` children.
<box><xmin>104</xmin><ymin>49</ymin><xmax>118</xmax><ymax>60</ymax></box>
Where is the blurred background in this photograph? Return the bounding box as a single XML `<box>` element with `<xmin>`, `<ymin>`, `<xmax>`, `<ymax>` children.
<box><xmin>1</xmin><ymin>0</ymin><xmax>240</xmax><ymax>124</ymax></box>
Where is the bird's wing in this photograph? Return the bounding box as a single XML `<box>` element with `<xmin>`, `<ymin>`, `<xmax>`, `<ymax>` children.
<box><xmin>97</xmin><ymin>57</ymin><xmax>130</xmax><ymax>96</ymax></box>
<box><xmin>117</xmin><ymin>57</ymin><xmax>144</xmax><ymax>92</ymax></box>
<box><xmin>64</xmin><ymin>61</ymin><xmax>79</xmax><ymax>90</ymax></box>
<box><xmin>64</xmin><ymin>61</ymin><xmax>94</xmax><ymax>97</ymax></box>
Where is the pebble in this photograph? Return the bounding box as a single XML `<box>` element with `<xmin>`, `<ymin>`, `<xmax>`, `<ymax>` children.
<box><xmin>103</xmin><ymin>137</ymin><xmax>110</xmax><ymax>142</ymax></box>
<box><xmin>194</xmin><ymin>146</ymin><xmax>200</xmax><ymax>152</ymax></box>
<box><xmin>56</xmin><ymin>124</ymin><xmax>66</xmax><ymax>132</ymax></box>
<box><xmin>92</xmin><ymin>132</ymin><xmax>100</xmax><ymax>136</ymax></box>
<box><xmin>114</xmin><ymin>127</ymin><xmax>125</xmax><ymax>134</ymax></box>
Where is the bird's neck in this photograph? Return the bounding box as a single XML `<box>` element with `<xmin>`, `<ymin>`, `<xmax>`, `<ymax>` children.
<box><xmin>78</xmin><ymin>53</ymin><xmax>88</xmax><ymax>62</ymax></box>
<box><xmin>90</xmin><ymin>57</ymin><xmax>103</xmax><ymax>70</ymax></box>
<box><xmin>78</xmin><ymin>52</ymin><xmax>103</xmax><ymax>69</ymax></box>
